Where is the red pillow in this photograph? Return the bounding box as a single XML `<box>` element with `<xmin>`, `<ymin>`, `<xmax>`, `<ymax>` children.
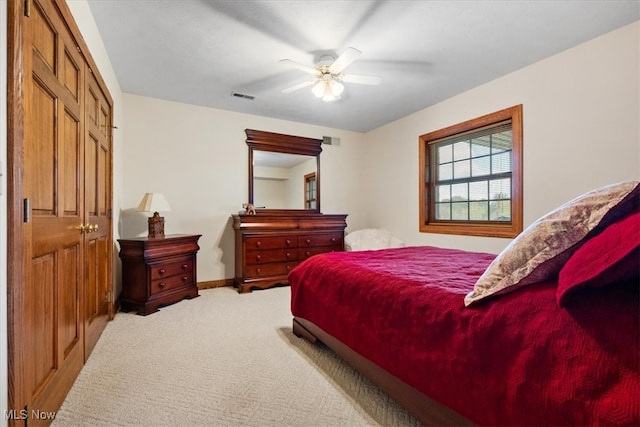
<box><xmin>557</xmin><ymin>211</ymin><xmax>640</xmax><ymax>307</ymax></box>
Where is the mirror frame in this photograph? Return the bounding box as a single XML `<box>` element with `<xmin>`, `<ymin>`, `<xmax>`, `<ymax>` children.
<box><xmin>246</xmin><ymin>129</ymin><xmax>322</xmax><ymax>213</ymax></box>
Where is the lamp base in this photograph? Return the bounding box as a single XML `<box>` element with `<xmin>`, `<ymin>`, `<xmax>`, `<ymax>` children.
<box><xmin>148</xmin><ymin>212</ymin><xmax>165</xmax><ymax>238</ymax></box>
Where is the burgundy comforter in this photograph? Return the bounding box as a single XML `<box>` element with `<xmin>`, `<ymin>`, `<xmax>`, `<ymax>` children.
<box><xmin>289</xmin><ymin>246</ymin><xmax>640</xmax><ymax>426</ymax></box>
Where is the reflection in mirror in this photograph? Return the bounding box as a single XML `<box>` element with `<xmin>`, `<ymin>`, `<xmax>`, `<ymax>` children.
<box><xmin>253</xmin><ymin>151</ymin><xmax>317</xmax><ymax>209</ymax></box>
<box><xmin>246</xmin><ymin>129</ymin><xmax>323</xmax><ymax>213</ymax></box>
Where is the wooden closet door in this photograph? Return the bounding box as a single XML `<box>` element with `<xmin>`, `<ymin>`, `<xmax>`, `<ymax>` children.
<box><xmin>21</xmin><ymin>0</ymin><xmax>85</xmax><ymax>420</ymax></box>
<box><xmin>83</xmin><ymin>70</ymin><xmax>112</xmax><ymax>357</ymax></box>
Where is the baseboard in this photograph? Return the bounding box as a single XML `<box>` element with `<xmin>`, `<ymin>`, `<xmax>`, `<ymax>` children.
<box><xmin>112</xmin><ymin>294</ymin><xmax>121</xmax><ymax>318</ymax></box>
<box><xmin>111</xmin><ymin>280</ymin><xmax>232</xmax><ymax>315</ymax></box>
<box><xmin>198</xmin><ymin>279</ymin><xmax>234</xmax><ymax>289</ymax></box>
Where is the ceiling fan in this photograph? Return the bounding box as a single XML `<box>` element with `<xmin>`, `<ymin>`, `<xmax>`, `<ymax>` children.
<box><xmin>280</xmin><ymin>47</ymin><xmax>382</xmax><ymax>102</ymax></box>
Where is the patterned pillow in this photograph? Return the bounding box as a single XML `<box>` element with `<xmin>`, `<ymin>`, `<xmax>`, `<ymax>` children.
<box><xmin>464</xmin><ymin>181</ymin><xmax>639</xmax><ymax>306</ymax></box>
<box><xmin>557</xmin><ymin>211</ymin><xmax>639</xmax><ymax>307</ymax></box>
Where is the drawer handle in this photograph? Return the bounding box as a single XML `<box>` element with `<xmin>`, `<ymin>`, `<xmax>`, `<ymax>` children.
<box><xmin>286</xmin><ymin>252</ymin><xmax>291</xmax><ymax>259</ymax></box>
<box><xmin>330</xmin><ymin>237</ymin><xmax>336</xmax><ymax>243</ymax></box>
<box><xmin>256</xmin><ymin>268</ymin><xmax>261</xmax><ymax>274</ymax></box>
<box><xmin>159</xmin><ymin>269</ymin><xmax>166</xmax><ymax>275</ymax></box>
<box><xmin>305</xmin><ymin>251</ymin><xmax>311</xmax><ymax>257</ymax></box>
<box><xmin>256</xmin><ymin>254</ymin><xmax>261</xmax><ymax>262</ymax></box>
<box><xmin>286</xmin><ymin>265</ymin><xmax>291</xmax><ymax>271</ymax></box>
<box><xmin>182</xmin><ymin>264</ymin><xmax>188</xmax><ymax>270</ymax></box>
<box><xmin>158</xmin><ymin>282</ymin><xmax>166</xmax><ymax>288</ymax></box>
<box><xmin>305</xmin><ymin>239</ymin><xmax>311</xmax><ymax>245</ymax></box>
<box><xmin>256</xmin><ymin>241</ymin><xmax>262</xmax><ymax>248</ymax></box>
<box><xmin>286</xmin><ymin>239</ymin><xmax>291</xmax><ymax>246</ymax></box>
<box><xmin>181</xmin><ymin>276</ymin><xmax>188</xmax><ymax>282</ymax></box>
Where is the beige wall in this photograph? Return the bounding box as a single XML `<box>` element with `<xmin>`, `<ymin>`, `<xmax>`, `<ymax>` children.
<box><xmin>363</xmin><ymin>21</ymin><xmax>640</xmax><ymax>254</ymax></box>
<box><xmin>121</xmin><ymin>94</ymin><xmax>366</xmax><ymax>283</ymax></box>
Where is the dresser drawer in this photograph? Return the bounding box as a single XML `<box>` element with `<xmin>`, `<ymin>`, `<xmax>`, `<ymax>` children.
<box><xmin>246</xmin><ymin>248</ymin><xmax>298</xmax><ymax>265</ymax></box>
<box><xmin>299</xmin><ymin>232</ymin><xmax>343</xmax><ymax>248</ymax></box>
<box><xmin>245</xmin><ymin>236</ymin><xmax>297</xmax><ymax>250</ymax></box>
<box><xmin>233</xmin><ymin>213</ymin><xmax>347</xmax><ymax>293</ymax></box>
<box><xmin>246</xmin><ymin>262</ymin><xmax>297</xmax><ymax>279</ymax></box>
<box><xmin>151</xmin><ymin>271</ymin><xmax>194</xmax><ymax>295</ymax></box>
<box><xmin>300</xmin><ymin>246</ymin><xmax>341</xmax><ymax>260</ymax></box>
<box><xmin>150</xmin><ymin>258</ymin><xmax>193</xmax><ymax>280</ymax></box>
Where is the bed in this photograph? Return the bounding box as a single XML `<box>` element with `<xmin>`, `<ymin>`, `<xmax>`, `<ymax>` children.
<box><xmin>289</xmin><ymin>181</ymin><xmax>639</xmax><ymax>426</ymax></box>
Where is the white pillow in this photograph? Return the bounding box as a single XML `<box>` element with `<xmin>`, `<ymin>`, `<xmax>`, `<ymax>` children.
<box><xmin>345</xmin><ymin>229</ymin><xmax>399</xmax><ymax>251</ymax></box>
<box><xmin>464</xmin><ymin>181</ymin><xmax>639</xmax><ymax>306</ymax></box>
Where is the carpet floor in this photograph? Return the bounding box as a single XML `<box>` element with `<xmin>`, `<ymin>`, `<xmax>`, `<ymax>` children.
<box><xmin>52</xmin><ymin>286</ymin><xmax>421</xmax><ymax>426</ymax></box>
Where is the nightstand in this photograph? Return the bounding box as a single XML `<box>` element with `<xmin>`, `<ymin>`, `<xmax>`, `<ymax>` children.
<box><xmin>118</xmin><ymin>234</ymin><xmax>201</xmax><ymax>315</ymax></box>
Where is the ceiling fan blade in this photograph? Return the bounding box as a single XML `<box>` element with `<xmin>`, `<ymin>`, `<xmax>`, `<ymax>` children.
<box><xmin>282</xmin><ymin>80</ymin><xmax>316</xmax><ymax>94</ymax></box>
<box><xmin>342</xmin><ymin>74</ymin><xmax>382</xmax><ymax>85</ymax></box>
<box><xmin>329</xmin><ymin>47</ymin><xmax>361</xmax><ymax>74</ymax></box>
<box><xmin>279</xmin><ymin>59</ymin><xmax>318</xmax><ymax>75</ymax></box>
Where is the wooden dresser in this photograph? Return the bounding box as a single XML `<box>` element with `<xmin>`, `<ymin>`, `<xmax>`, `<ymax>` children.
<box><xmin>233</xmin><ymin>213</ymin><xmax>347</xmax><ymax>293</ymax></box>
<box><xmin>118</xmin><ymin>234</ymin><xmax>201</xmax><ymax>315</ymax></box>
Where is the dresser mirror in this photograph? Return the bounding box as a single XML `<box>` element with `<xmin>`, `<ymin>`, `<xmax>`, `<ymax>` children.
<box><xmin>246</xmin><ymin>129</ymin><xmax>322</xmax><ymax>212</ymax></box>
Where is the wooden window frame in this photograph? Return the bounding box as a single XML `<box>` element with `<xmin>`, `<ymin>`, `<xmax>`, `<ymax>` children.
<box><xmin>304</xmin><ymin>172</ymin><xmax>317</xmax><ymax>209</ymax></box>
<box><xmin>419</xmin><ymin>105</ymin><xmax>523</xmax><ymax>238</ymax></box>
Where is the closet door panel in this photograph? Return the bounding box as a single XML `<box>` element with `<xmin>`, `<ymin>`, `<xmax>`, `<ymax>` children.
<box><xmin>62</xmin><ymin>47</ymin><xmax>81</xmax><ymax>100</ymax></box>
<box><xmin>10</xmin><ymin>0</ymin><xmax>114</xmax><ymax>422</ymax></box>
<box><xmin>27</xmin><ymin>253</ymin><xmax>55</xmax><ymax>396</ymax></box>
<box><xmin>21</xmin><ymin>0</ymin><xmax>85</xmax><ymax>421</ymax></box>
<box><xmin>62</xmin><ymin>110</ymin><xmax>81</xmax><ymax>215</ymax></box>
<box><xmin>60</xmin><ymin>244</ymin><xmax>81</xmax><ymax>356</ymax></box>
<box><xmin>83</xmin><ymin>71</ymin><xmax>111</xmax><ymax>357</ymax></box>
<box><xmin>28</xmin><ymin>80</ymin><xmax>56</xmax><ymax>213</ymax></box>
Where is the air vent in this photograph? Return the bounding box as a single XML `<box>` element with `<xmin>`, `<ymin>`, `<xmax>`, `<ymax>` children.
<box><xmin>231</xmin><ymin>92</ymin><xmax>255</xmax><ymax>100</ymax></box>
<box><xmin>322</xmin><ymin>136</ymin><xmax>341</xmax><ymax>146</ymax></box>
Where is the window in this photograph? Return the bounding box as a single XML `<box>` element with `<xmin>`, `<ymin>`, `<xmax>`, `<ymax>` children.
<box><xmin>304</xmin><ymin>172</ymin><xmax>317</xmax><ymax>209</ymax></box>
<box><xmin>419</xmin><ymin>105</ymin><xmax>523</xmax><ymax>238</ymax></box>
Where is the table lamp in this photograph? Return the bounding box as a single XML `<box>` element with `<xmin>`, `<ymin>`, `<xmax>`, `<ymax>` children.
<box><xmin>136</xmin><ymin>193</ymin><xmax>171</xmax><ymax>238</ymax></box>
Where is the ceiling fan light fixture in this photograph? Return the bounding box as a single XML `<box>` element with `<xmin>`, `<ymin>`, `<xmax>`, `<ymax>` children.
<box><xmin>282</xmin><ymin>47</ymin><xmax>378</xmax><ymax>102</ymax></box>
<box><xmin>322</xmin><ymin>93</ymin><xmax>337</xmax><ymax>102</ymax></box>
<box><xmin>330</xmin><ymin>79</ymin><xmax>344</xmax><ymax>97</ymax></box>
<box><xmin>322</xmin><ymin>82</ymin><xmax>337</xmax><ymax>102</ymax></box>
<box><xmin>312</xmin><ymin>78</ymin><xmax>344</xmax><ymax>102</ymax></box>
<box><xmin>312</xmin><ymin>80</ymin><xmax>326</xmax><ymax>98</ymax></box>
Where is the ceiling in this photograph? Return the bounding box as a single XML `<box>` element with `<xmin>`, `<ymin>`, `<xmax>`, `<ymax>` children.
<box><xmin>87</xmin><ymin>1</ymin><xmax>639</xmax><ymax>133</ymax></box>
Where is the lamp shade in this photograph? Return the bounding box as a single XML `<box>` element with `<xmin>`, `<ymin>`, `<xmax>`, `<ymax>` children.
<box><xmin>136</xmin><ymin>193</ymin><xmax>171</xmax><ymax>213</ymax></box>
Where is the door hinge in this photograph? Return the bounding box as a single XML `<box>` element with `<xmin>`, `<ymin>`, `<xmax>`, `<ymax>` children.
<box><xmin>23</xmin><ymin>198</ymin><xmax>30</xmax><ymax>222</ymax></box>
<box><xmin>24</xmin><ymin>0</ymin><xmax>31</xmax><ymax>17</ymax></box>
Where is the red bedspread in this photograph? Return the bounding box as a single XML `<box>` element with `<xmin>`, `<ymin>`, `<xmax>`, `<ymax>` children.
<box><xmin>289</xmin><ymin>246</ymin><xmax>640</xmax><ymax>426</ymax></box>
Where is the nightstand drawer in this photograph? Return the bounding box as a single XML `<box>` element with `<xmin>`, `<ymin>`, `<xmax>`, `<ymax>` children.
<box><xmin>151</xmin><ymin>271</ymin><xmax>194</xmax><ymax>295</ymax></box>
<box><xmin>150</xmin><ymin>259</ymin><xmax>193</xmax><ymax>280</ymax></box>
<box><xmin>245</xmin><ymin>236</ymin><xmax>297</xmax><ymax>250</ymax></box>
